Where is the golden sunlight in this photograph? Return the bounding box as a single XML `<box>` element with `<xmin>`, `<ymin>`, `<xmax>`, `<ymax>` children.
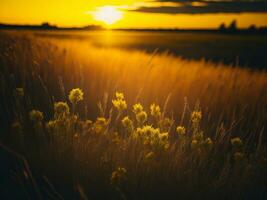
<box><xmin>93</xmin><ymin>6</ymin><xmax>123</xmax><ymax>25</ymax></box>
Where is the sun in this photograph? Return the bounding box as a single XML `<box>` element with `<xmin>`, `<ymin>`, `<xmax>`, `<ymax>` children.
<box><xmin>93</xmin><ymin>6</ymin><xmax>123</xmax><ymax>26</ymax></box>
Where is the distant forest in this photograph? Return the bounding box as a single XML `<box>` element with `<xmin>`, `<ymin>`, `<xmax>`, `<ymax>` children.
<box><xmin>0</xmin><ymin>21</ymin><xmax>267</xmax><ymax>34</ymax></box>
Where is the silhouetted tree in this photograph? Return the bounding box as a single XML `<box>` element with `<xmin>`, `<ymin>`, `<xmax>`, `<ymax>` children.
<box><xmin>40</xmin><ymin>22</ymin><xmax>57</xmax><ymax>29</ymax></box>
<box><xmin>248</xmin><ymin>24</ymin><xmax>256</xmax><ymax>31</ymax></box>
<box><xmin>228</xmin><ymin>20</ymin><xmax>237</xmax><ymax>31</ymax></box>
<box><xmin>219</xmin><ymin>23</ymin><xmax>226</xmax><ymax>31</ymax></box>
<box><xmin>41</xmin><ymin>22</ymin><xmax>51</xmax><ymax>28</ymax></box>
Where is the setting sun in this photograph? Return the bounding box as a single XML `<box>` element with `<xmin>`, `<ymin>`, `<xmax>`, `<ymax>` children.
<box><xmin>93</xmin><ymin>6</ymin><xmax>123</xmax><ymax>25</ymax></box>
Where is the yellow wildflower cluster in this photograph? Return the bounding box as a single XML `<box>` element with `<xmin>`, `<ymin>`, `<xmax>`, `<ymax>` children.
<box><xmin>191</xmin><ymin>137</ymin><xmax>213</xmax><ymax>152</ymax></box>
<box><xmin>122</xmin><ymin>116</ymin><xmax>134</xmax><ymax>133</ymax></box>
<box><xmin>133</xmin><ymin>103</ymin><xmax>143</xmax><ymax>114</ymax></box>
<box><xmin>136</xmin><ymin>111</ymin><xmax>148</xmax><ymax>124</ymax></box>
<box><xmin>176</xmin><ymin>126</ymin><xmax>186</xmax><ymax>136</ymax></box>
<box><xmin>135</xmin><ymin>125</ymin><xmax>169</xmax><ymax>150</ymax></box>
<box><xmin>231</xmin><ymin>137</ymin><xmax>244</xmax><ymax>162</ymax></box>
<box><xmin>191</xmin><ymin>111</ymin><xmax>202</xmax><ymax>122</ymax></box>
<box><xmin>150</xmin><ymin>103</ymin><xmax>161</xmax><ymax>118</ymax></box>
<box><xmin>115</xmin><ymin>92</ymin><xmax>124</xmax><ymax>100</ymax></box>
<box><xmin>191</xmin><ymin>111</ymin><xmax>202</xmax><ymax>135</ymax></box>
<box><xmin>45</xmin><ymin>101</ymin><xmax>77</xmax><ymax>135</ymax></box>
<box><xmin>54</xmin><ymin>102</ymin><xmax>70</xmax><ymax>119</ymax></box>
<box><xmin>93</xmin><ymin>117</ymin><xmax>108</xmax><ymax>134</ymax></box>
<box><xmin>112</xmin><ymin>92</ymin><xmax>127</xmax><ymax>112</ymax></box>
<box><xmin>69</xmin><ymin>88</ymin><xmax>84</xmax><ymax>105</ymax></box>
<box><xmin>132</xmin><ymin>103</ymin><xmax>147</xmax><ymax>125</ymax></box>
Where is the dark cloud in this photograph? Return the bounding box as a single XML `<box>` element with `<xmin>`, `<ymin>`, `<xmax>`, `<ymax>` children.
<box><xmin>129</xmin><ymin>1</ymin><xmax>267</xmax><ymax>14</ymax></box>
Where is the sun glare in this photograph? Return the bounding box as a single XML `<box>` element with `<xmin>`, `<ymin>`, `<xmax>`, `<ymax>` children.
<box><xmin>93</xmin><ymin>6</ymin><xmax>123</xmax><ymax>26</ymax></box>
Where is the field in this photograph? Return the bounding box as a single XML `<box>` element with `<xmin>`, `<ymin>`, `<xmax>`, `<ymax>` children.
<box><xmin>0</xmin><ymin>30</ymin><xmax>267</xmax><ymax>199</ymax></box>
<box><xmin>35</xmin><ymin>30</ymin><xmax>267</xmax><ymax>68</ymax></box>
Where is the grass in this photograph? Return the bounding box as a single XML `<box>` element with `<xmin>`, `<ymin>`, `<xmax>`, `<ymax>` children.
<box><xmin>0</xmin><ymin>30</ymin><xmax>267</xmax><ymax>199</ymax></box>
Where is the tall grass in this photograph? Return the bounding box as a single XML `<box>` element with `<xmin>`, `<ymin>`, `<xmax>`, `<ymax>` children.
<box><xmin>0</xmin><ymin>31</ymin><xmax>267</xmax><ymax>199</ymax></box>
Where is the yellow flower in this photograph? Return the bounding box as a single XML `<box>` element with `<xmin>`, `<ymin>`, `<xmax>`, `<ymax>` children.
<box><xmin>191</xmin><ymin>111</ymin><xmax>202</xmax><ymax>122</ymax></box>
<box><xmin>110</xmin><ymin>167</ymin><xmax>127</xmax><ymax>185</ymax></box>
<box><xmin>135</xmin><ymin>125</ymin><xmax>169</xmax><ymax>150</ymax></box>
<box><xmin>191</xmin><ymin>139</ymin><xmax>198</xmax><ymax>149</ymax></box>
<box><xmin>112</xmin><ymin>99</ymin><xmax>127</xmax><ymax>112</ymax></box>
<box><xmin>93</xmin><ymin>117</ymin><xmax>107</xmax><ymax>134</ymax></box>
<box><xmin>231</xmin><ymin>137</ymin><xmax>243</xmax><ymax>148</ymax></box>
<box><xmin>122</xmin><ymin>116</ymin><xmax>134</xmax><ymax>132</ymax></box>
<box><xmin>160</xmin><ymin>132</ymin><xmax>169</xmax><ymax>141</ymax></box>
<box><xmin>69</xmin><ymin>88</ymin><xmax>84</xmax><ymax>105</ymax></box>
<box><xmin>136</xmin><ymin>125</ymin><xmax>152</xmax><ymax>137</ymax></box>
<box><xmin>46</xmin><ymin>120</ymin><xmax>56</xmax><ymax>133</ymax></box>
<box><xmin>136</xmin><ymin>111</ymin><xmax>147</xmax><ymax>124</ymax></box>
<box><xmin>54</xmin><ymin>102</ymin><xmax>70</xmax><ymax>118</ymax></box>
<box><xmin>176</xmin><ymin>126</ymin><xmax>186</xmax><ymax>135</ymax></box>
<box><xmin>133</xmin><ymin>103</ymin><xmax>143</xmax><ymax>114</ymax></box>
<box><xmin>96</xmin><ymin>117</ymin><xmax>107</xmax><ymax>124</ymax></box>
<box><xmin>112</xmin><ymin>92</ymin><xmax>127</xmax><ymax>112</ymax></box>
<box><xmin>150</xmin><ymin>103</ymin><xmax>161</xmax><ymax>118</ymax></box>
<box><xmin>29</xmin><ymin>110</ymin><xmax>44</xmax><ymax>122</ymax></box>
<box><xmin>115</xmin><ymin>92</ymin><xmax>124</xmax><ymax>100</ymax></box>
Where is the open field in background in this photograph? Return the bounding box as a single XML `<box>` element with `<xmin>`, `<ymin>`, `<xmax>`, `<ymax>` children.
<box><xmin>33</xmin><ymin>30</ymin><xmax>267</xmax><ymax>69</ymax></box>
<box><xmin>0</xmin><ymin>30</ymin><xmax>267</xmax><ymax>199</ymax></box>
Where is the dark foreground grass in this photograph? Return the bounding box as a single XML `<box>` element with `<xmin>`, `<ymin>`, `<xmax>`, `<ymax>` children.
<box><xmin>0</xmin><ymin>31</ymin><xmax>267</xmax><ymax>199</ymax></box>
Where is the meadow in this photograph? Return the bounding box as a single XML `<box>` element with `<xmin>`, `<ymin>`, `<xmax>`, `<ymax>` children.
<box><xmin>34</xmin><ymin>30</ymin><xmax>267</xmax><ymax>68</ymax></box>
<box><xmin>0</xmin><ymin>30</ymin><xmax>267</xmax><ymax>199</ymax></box>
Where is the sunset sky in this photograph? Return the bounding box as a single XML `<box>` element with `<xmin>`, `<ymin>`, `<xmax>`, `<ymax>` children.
<box><xmin>1</xmin><ymin>0</ymin><xmax>267</xmax><ymax>28</ymax></box>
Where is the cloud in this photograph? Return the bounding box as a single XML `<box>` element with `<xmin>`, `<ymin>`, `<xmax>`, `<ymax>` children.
<box><xmin>126</xmin><ymin>0</ymin><xmax>267</xmax><ymax>14</ymax></box>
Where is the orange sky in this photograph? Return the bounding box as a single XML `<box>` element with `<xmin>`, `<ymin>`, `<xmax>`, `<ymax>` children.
<box><xmin>0</xmin><ymin>0</ymin><xmax>267</xmax><ymax>28</ymax></box>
